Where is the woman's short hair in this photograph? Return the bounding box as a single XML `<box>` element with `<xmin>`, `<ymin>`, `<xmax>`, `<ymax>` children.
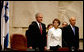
<box><xmin>53</xmin><ymin>18</ymin><xmax>61</xmax><ymax>26</ymax></box>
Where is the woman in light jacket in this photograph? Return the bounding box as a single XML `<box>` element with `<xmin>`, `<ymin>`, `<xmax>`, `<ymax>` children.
<box><xmin>47</xmin><ymin>18</ymin><xmax>62</xmax><ymax>51</ymax></box>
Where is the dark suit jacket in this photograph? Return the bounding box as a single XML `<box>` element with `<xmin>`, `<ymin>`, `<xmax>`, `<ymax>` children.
<box><xmin>26</xmin><ymin>21</ymin><xmax>46</xmax><ymax>48</ymax></box>
<box><xmin>62</xmin><ymin>25</ymin><xmax>79</xmax><ymax>49</ymax></box>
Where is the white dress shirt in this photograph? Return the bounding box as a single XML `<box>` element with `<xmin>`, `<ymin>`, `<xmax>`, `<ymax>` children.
<box><xmin>47</xmin><ymin>27</ymin><xmax>62</xmax><ymax>49</ymax></box>
<box><xmin>36</xmin><ymin>21</ymin><xmax>42</xmax><ymax>29</ymax></box>
<box><xmin>70</xmin><ymin>24</ymin><xmax>74</xmax><ymax>31</ymax></box>
<box><xmin>70</xmin><ymin>24</ymin><xmax>75</xmax><ymax>35</ymax></box>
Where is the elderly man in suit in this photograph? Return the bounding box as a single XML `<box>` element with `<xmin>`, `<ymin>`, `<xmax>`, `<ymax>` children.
<box><xmin>62</xmin><ymin>17</ymin><xmax>79</xmax><ymax>51</ymax></box>
<box><xmin>26</xmin><ymin>13</ymin><xmax>46</xmax><ymax>51</ymax></box>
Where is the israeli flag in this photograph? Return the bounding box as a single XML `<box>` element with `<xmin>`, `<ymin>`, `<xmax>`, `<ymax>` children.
<box><xmin>1</xmin><ymin>1</ymin><xmax>9</xmax><ymax>50</ymax></box>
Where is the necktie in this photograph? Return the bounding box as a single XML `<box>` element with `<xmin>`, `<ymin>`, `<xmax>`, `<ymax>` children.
<box><xmin>72</xmin><ymin>27</ymin><xmax>75</xmax><ymax>35</ymax></box>
<box><xmin>39</xmin><ymin>23</ymin><xmax>42</xmax><ymax>35</ymax></box>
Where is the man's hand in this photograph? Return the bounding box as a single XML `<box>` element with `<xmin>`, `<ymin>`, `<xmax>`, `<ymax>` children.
<box><xmin>29</xmin><ymin>46</ymin><xmax>32</xmax><ymax>49</ymax></box>
<box><xmin>44</xmin><ymin>46</ymin><xmax>47</xmax><ymax>51</ymax></box>
<box><xmin>44</xmin><ymin>46</ymin><xmax>51</xmax><ymax>51</ymax></box>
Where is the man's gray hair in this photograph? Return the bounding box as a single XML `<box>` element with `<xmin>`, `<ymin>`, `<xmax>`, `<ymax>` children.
<box><xmin>35</xmin><ymin>13</ymin><xmax>42</xmax><ymax>18</ymax></box>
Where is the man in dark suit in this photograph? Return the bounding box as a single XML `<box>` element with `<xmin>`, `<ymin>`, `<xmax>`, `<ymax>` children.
<box><xmin>26</xmin><ymin>13</ymin><xmax>46</xmax><ymax>51</ymax></box>
<box><xmin>62</xmin><ymin>17</ymin><xmax>79</xmax><ymax>51</ymax></box>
